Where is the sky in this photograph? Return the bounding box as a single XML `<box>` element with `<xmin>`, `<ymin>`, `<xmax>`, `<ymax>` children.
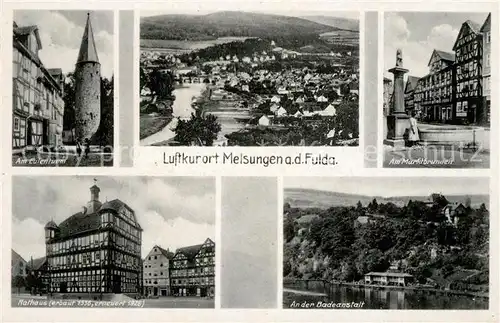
<box><xmin>140</xmin><ymin>9</ymin><xmax>359</xmax><ymax>20</ymax></box>
<box><xmin>14</xmin><ymin>10</ymin><xmax>114</xmax><ymax>78</ymax></box>
<box><xmin>12</xmin><ymin>176</ymin><xmax>215</xmax><ymax>261</ymax></box>
<box><xmin>221</xmin><ymin>177</ymin><xmax>277</xmax><ymax>308</ymax></box>
<box><xmin>384</xmin><ymin>12</ymin><xmax>490</xmax><ymax>79</ymax></box>
<box><xmin>285</xmin><ymin>177</ymin><xmax>490</xmax><ymax>198</ymax></box>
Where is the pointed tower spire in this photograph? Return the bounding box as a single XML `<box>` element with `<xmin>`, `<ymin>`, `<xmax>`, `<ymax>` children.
<box><xmin>76</xmin><ymin>12</ymin><xmax>99</xmax><ymax>64</ymax></box>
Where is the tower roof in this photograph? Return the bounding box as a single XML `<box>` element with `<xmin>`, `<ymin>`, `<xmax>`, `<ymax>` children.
<box><xmin>76</xmin><ymin>13</ymin><xmax>99</xmax><ymax>64</ymax></box>
<box><xmin>45</xmin><ymin>220</ymin><xmax>59</xmax><ymax>229</ymax></box>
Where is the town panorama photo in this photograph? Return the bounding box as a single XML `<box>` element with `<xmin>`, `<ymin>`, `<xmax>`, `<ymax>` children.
<box><xmin>139</xmin><ymin>10</ymin><xmax>359</xmax><ymax>147</ymax></box>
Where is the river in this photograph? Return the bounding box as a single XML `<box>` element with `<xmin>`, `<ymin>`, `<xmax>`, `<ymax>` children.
<box><xmin>283</xmin><ymin>281</ymin><xmax>488</xmax><ymax>309</ymax></box>
<box><xmin>140</xmin><ymin>83</ymin><xmax>206</xmax><ymax>146</ymax></box>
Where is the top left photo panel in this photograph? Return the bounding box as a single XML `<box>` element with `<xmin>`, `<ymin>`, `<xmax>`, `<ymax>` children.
<box><xmin>12</xmin><ymin>10</ymin><xmax>115</xmax><ymax>167</ymax></box>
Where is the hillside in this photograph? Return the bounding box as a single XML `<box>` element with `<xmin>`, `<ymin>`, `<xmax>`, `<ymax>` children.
<box><xmin>300</xmin><ymin>15</ymin><xmax>359</xmax><ymax>31</ymax></box>
<box><xmin>284</xmin><ymin>188</ymin><xmax>489</xmax><ymax>209</ymax></box>
<box><xmin>141</xmin><ymin>11</ymin><xmax>337</xmax><ymax>41</ymax></box>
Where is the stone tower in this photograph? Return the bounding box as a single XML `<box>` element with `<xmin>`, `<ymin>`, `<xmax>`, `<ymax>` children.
<box><xmin>74</xmin><ymin>12</ymin><xmax>101</xmax><ymax>142</ymax></box>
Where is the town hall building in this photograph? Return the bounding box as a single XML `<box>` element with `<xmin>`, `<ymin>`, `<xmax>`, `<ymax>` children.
<box><xmin>44</xmin><ymin>182</ymin><xmax>143</xmax><ymax>295</ymax></box>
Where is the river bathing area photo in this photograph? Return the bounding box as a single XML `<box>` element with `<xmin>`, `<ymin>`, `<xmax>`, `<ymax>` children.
<box><xmin>283</xmin><ymin>177</ymin><xmax>490</xmax><ymax>310</ymax></box>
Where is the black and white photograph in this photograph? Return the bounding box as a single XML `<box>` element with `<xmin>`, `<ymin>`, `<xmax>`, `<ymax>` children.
<box><xmin>221</xmin><ymin>177</ymin><xmax>278</xmax><ymax>308</ymax></box>
<box><xmin>283</xmin><ymin>177</ymin><xmax>489</xmax><ymax>309</ymax></box>
<box><xmin>11</xmin><ymin>176</ymin><xmax>215</xmax><ymax>308</ymax></box>
<box><xmin>139</xmin><ymin>9</ymin><xmax>359</xmax><ymax>147</ymax></box>
<box><xmin>383</xmin><ymin>12</ymin><xmax>491</xmax><ymax>168</ymax></box>
<box><xmin>12</xmin><ymin>10</ymin><xmax>114</xmax><ymax>167</ymax></box>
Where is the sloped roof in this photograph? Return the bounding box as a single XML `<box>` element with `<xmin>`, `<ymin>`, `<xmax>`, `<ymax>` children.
<box><xmin>30</xmin><ymin>257</ymin><xmax>47</xmax><ymax>271</ymax></box>
<box><xmin>76</xmin><ymin>13</ymin><xmax>99</xmax><ymax>64</ymax></box>
<box><xmin>453</xmin><ymin>20</ymin><xmax>482</xmax><ymax>50</ymax></box>
<box><xmin>480</xmin><ymin>13</ymin><xmax>491</xmax><ymax>32</ymax></box>
<box><xmin>47</xmin><ymin>68</ymin><xmax>63</xmax><ymax>76</ymax></box>
<box><xmin>12</xmin><ymin>249</ymin><xmax>27</xmax><ymax>265</ymax></box>
<box><xmin>157</xmin><ymin>246</ymin><xmax>174</xmax><ymax>259</ymax></box>
<box><xmin>428</xmin><ymin>49</ymin><xmax>455</xmax><ymax>66</ymax></box>
<box><xmin>175</xmin><ymin>244</ymin><xmax>204</xmax><ymax>260</ymax></box>
<box><xmin>13</xmin><ymin>25</ymin><xmax>43</xmax><ymax>51</ymax></box>
<box><xmin>405</xmin><ymin>76</ymin><xmax>420</xmax><ymax>92</ymax></box>
<box><xmin>57</xmin><ymin>211</ymin><xmax>101</xmax><ymax>238</ymax></box>
<box><xmin>174</xmin><ymin>238</ymin><xmax>214</xmax><ymax>261</ymax></box>
<box><xmin>54</xmin><ymin>198</ymin><xmax>140</xmax><ymax>239</ymax></box>
<box><xmin>465</xmin><ymin>20</ymin><xmax>482</xmax><ymax>33</ymax></box>
<box><xmin>45</xmin><ymin>220</ymin><xmax>58</xmax><ymax>229</ymax></box>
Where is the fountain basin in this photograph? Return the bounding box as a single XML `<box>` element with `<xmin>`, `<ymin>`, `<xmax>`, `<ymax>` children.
<box><xmin>419</xmin><ymin>125</ymin><xmax>484</xmax><ymax>147</ymax></box>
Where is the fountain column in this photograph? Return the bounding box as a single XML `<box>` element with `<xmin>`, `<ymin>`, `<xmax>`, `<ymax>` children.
<box><xmin>384</xmin><ymin>49</ymin><xmax>410</xmax><ymax>149</ymax></box>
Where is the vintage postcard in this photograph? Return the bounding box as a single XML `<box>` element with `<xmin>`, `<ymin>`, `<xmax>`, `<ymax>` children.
<box><xmin>283</xmin><ymin>177</ymin><xmax>490</xmax><ymax>310</ymax></box>
<box><xmin>11</xmin><ymin>10</ymin><xmax>115</xmax><ymax>167</ymax></box>
<box><xmin>11</xmin><ymin>176</ymin><xmax>215</xmax><ymax>308</ymax></box>
<box><xmin>0</xmin><ymin>1</ymin><xmax>498</xmax><ymax>323</ymax></box>
<box><xmin>382</xmin><ymin>12</ymin><xmax>491</xmax><ymax>168</ymax></box>
<box><xmin>139</xmin><ymin>9</ymin><xmax>360</xmax><ymax>147</ymax></box>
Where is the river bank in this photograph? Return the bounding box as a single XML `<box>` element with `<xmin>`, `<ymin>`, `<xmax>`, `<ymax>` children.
<box><xmin>285</xmin><ymin>279</ymin><xmax>488</xmax><ymax>299</ymax></box>
<box><xmin>283</xmin><ymin>282</ymin><xmax>489</xmax><ymax>309</ymax></box>
<box><xmin>140</xmin><ymin>83</ymin><xmax>206</xmax><ymax>146</ymax></box>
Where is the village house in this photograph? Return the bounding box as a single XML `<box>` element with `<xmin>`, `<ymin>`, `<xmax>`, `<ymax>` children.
<box><xmin>258</xmin><ymin>115</ymin><xmax>271</xmax><ymax>126</ymax></box>
<box><xmin>143</xmin><ymin>245</ymin><xmax>173</xmax><ymax>297</ymax></box>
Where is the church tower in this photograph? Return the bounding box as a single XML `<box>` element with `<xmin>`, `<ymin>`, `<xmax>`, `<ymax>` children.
<box><xmin>74</xmin><ymin>12</ymin><xmax>101</xmax><ymax>142</ymax></box>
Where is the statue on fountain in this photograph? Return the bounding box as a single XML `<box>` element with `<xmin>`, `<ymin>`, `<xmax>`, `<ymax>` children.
<box><xmin>396</xmin><ymin>49</ymin><xmax>403</xmax><ymax>67</ymax></box>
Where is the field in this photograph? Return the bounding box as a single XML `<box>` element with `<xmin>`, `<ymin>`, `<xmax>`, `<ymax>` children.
<box><xmin>284</xmin><ymin>188</ymin><xmax>489</xmax><ymax>209</ymax></box>
<box><xmin>140</xmin><ymin>37</ymin><xmax>251</xmax><ymax>50</ymax></box>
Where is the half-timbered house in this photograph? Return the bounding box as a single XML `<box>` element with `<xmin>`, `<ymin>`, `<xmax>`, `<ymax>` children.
<box><xmin>44</xmin><ymin>183</ymin><xmax>142</xmax><ymax>296</ymax></box>
<box><xmin>403</xmin><ymin>75</ymin><xmax>420</xmax><ymax>115</ymax></box>
<box><xmin>12</xmin><ymin>22</ymin><xmax>64</xmax><ymax>150</ymax></box>
<box><xmin>453</xmin><ymin>20</ymin><xmax>483</xmax><ymax>124</ymax></box>
<box><xmin>170</xmin><ymin>238</ymin><xmax>215</xmax><ymax>297</ymax></box>
<box><xmin>480</xmin><ymin>13</ymin><xmax>491</xmax><ymax>124</ymax></box>
<box><xmin>414</xmin><ymin>50</ymin><xmax>455</xmax><ymax>122</ymax></box>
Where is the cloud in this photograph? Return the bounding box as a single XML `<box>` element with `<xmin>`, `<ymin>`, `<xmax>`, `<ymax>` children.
<box><xmin>384</xmin><ymin>13</ymin><xmax>459</xmax><ymax>78</ymax></box>
<box><xmin>12</xmin><ymin>177</ymin><xmax>215</xmax><ymax>260</ymax></box>
<box><xmin>14</xmin><ymin>10</ymin><xmax>114</xmax><ymax>78</ymax></box>
<box><xmin>12</xmin><ymin>217</ymin><xmax>46</xmax><ymax>262</ymax></box>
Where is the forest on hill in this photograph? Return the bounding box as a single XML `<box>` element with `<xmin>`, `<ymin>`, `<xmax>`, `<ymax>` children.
<box><xmin>283</xmin><ymin>193</ymin><xmax>489</xmax><ymax>293</ymax></box>
<box><xmin>141</xmin><ymin>11</ymin><xmax>339</xmax><ymax>41</ymax></box>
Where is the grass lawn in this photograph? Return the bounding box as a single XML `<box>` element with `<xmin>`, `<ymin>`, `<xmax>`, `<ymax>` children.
<box><xmin>140</xmin><ymin>114</ymin><xmax>173</xmax><ymax>139</ymax></box>
<box><xmin>13</xmin><ymin>152</ymin><xmax>113</xmax><ymax>167</ymax></box>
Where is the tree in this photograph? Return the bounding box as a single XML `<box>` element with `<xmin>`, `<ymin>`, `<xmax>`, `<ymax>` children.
<box><xmin>149</xmin><ymin>69</ymin><xmax>175</xmax><ymax>100</ymax></box>
<box><xmin>140</xmin><ymin>67</ymin><xmax>147</xmax><ymax>91</ymax></box>
<box><xmin>173</xmin><ymin>113</ymin><xmax>222</xmax><ymax>146</ymax></box>
<box><xmin>368</xmin><ymin>198</ymin><xmax>378</xmax><ymax>212</ymax></box>
<box><xmin>12</xmin><ymin>275</ymin><xmax>26</xmax><ymax>294</ymax></box>
<box><xmin>284</xmin><ymin>218</ymin><xmax>297</xmax><ymax>243</ymax></box>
